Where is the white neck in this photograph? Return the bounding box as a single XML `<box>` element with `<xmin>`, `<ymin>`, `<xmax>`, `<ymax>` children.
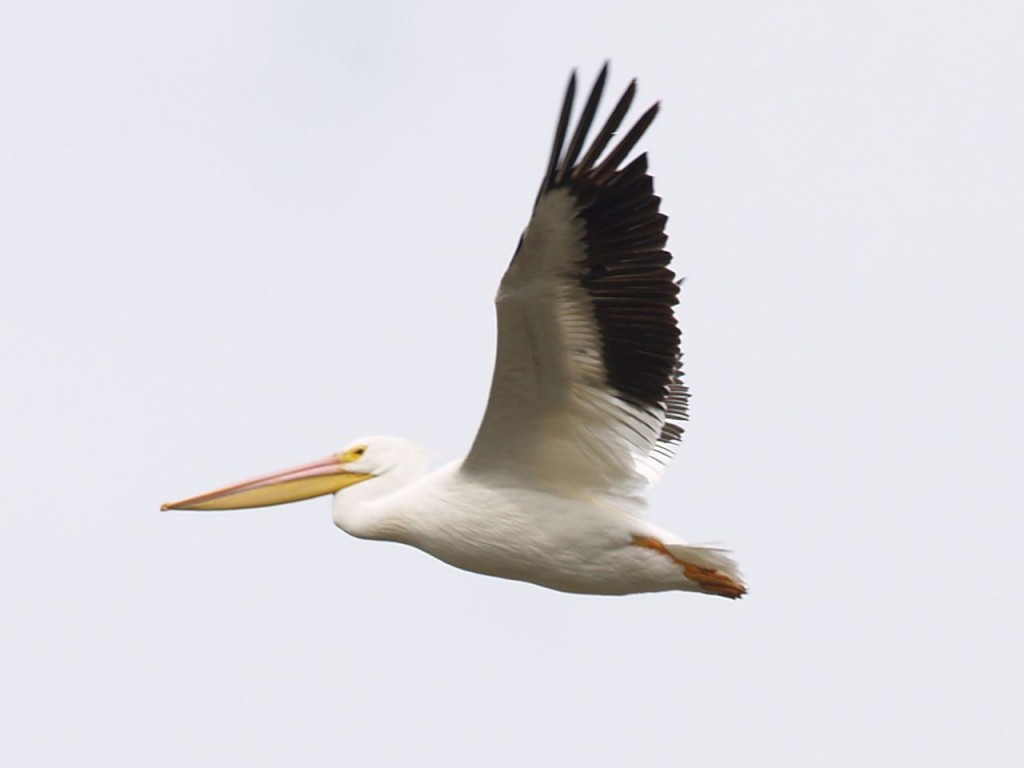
<box><xmin>331</xmin><ymin>450</ymin><xmax>429</xmax><ymax>541</ymax></box>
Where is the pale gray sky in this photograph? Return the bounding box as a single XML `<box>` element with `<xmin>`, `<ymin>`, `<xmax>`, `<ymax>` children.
<box><xmin>2</xmin><ymin>2</ymin><xmax>1022</xmax><ymax>766</ymax></box>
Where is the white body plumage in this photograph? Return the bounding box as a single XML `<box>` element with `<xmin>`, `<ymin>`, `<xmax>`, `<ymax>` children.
<box><xmin>331</xmin><ymin>437</ymin><xmax>740</xmax><ymax>596</ymax></box>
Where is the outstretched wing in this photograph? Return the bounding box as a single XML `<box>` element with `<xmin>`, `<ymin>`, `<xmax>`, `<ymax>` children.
<box><xmin>463</xmin><ymin>64</ymin><xmax>687</xmax><ymax>497</ymax></box>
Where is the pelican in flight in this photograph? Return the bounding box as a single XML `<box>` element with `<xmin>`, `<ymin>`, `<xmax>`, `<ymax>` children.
<box><xmin>164</xmin><ymin>65</ymin><xmax>745</xmax><ymax>598</ymax></box>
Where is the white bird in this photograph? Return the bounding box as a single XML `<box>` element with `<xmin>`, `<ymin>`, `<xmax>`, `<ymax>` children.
<box><xmin>163</xmin><ymin>65</ymin><xmax>745</xmax><ymax>599</ymax></box>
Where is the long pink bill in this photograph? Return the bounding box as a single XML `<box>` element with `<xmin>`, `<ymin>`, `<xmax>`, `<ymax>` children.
<box><xmin>161</xmin><ymin>455</ymin><xmax>373</xmax><ymax>511</ymax></box>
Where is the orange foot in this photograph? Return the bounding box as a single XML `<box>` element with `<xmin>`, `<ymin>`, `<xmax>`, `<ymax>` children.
<box><xmin>632</xmin><ymin>535</ymin><xmax>747</xmax><ymax>599</ymax></box>
<box><xmin>681</xmin><ymin>562</ymin><xmax>746</xmax><ymax>599</ymax></box>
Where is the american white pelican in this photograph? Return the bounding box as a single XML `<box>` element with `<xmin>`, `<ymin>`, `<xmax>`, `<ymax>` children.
<box><xmin>164</xmin><ymin>65</ymin><xmax>745</xmax><ymax>598</ymax></box>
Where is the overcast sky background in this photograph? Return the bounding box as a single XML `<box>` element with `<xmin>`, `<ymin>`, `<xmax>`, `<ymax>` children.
<box><xmin>2</xmin><ymin>2</ymin><xmax>1022</xmax><ymax>766</ymax></box>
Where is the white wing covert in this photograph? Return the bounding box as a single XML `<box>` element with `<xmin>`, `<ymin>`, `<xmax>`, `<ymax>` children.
<box><xmin>464</xmin><ymin>65</ymin><xmax>687</xmax><ymax>497</ymax></box>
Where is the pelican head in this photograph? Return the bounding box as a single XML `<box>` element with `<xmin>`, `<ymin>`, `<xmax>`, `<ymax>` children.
<box><xmin>161</xmin><ymin>435</ymin><xmax>428</xmax><ymax>512</ymax></box>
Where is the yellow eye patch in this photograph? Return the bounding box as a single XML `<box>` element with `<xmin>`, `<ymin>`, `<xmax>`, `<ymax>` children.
<box><xmin>338</xmin><ymin>445</ymin><xmax>367</xmax><ymax>463</ymax></box>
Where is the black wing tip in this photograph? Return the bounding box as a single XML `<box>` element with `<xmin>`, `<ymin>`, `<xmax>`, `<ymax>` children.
<box><xmin>547</xmin><ymin>69</ymin><xmax>678</xmax><ymax>419</ymax></box>
<box><xmin>555</xmin><ymin>65</ymin><xmax>612</xmax><ymax>186</ymax></box>
<box><xmin>534</xmin><ymin>67</ymin><xmax>681</xmax><ymax>423</ymax></box>
<box><xmin>541</xmin><ymin>70</ymin><xmax>579</xmax><ymax>196</ymax></box>
<box><xmin>543</xmin><ymin>67</ymin><xmax>656</xmax><ymax>192</ymax></box>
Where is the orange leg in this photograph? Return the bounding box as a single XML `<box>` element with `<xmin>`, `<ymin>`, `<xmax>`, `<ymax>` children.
<box><xmin>632</xmin><ymin>535</ymin><xmax>746</xmax><ymax>599</ymax></box>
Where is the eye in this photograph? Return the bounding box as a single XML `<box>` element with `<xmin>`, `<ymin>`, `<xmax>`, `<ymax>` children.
<box><xmin>352</xmin><ymin>446</ymin><xmax>366</xmax><ymax>458</ymax></box>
